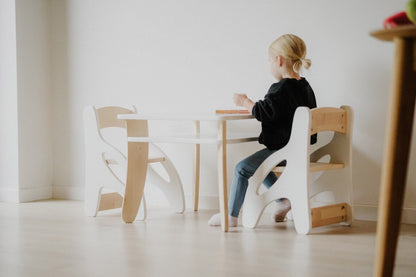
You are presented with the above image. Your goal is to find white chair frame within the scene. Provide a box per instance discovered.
[84,105,185,220]
[242,106,354,234]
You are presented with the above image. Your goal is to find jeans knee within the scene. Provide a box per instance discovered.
[234,160,251,179]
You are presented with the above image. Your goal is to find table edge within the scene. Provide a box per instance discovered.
[118,113,255,121]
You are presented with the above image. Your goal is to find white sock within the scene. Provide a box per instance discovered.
[208,213,238,227]
[271,198,291,222]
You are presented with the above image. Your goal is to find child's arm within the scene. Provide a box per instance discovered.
[233,94,255,114]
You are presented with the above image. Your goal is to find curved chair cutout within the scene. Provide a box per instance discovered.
[84,105,185,221]
[242,106,353,234]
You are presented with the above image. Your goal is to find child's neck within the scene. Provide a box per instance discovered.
[281,66,301,80]
[282,73,301,80]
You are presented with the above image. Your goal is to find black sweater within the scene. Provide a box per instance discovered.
[252,78,317,150]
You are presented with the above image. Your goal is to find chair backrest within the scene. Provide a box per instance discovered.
[309,106,353,165]
[84,105,138,163]
[310,107,348,135]
[95,106,137,130]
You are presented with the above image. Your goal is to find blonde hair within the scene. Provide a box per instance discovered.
[269,34,311,74]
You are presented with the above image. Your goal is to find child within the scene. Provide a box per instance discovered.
[209,34,317,227]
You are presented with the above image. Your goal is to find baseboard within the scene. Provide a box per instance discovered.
[53,185,84,200]
[354,204,416,224]
[401,207,416,224]
[19,185,53,202]
[0,188,19,203]
[184,194,219,210]
[0,186,52,203]
[352,204,378,222]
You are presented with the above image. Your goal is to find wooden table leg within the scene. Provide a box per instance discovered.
[218,120,229,232]
[374,37,416,276]
[122,120,149,223]
[193,120,201,211]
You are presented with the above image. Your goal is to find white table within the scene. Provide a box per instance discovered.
[118,112,257,232]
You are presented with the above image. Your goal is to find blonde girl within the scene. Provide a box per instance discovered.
[209,34,317,227]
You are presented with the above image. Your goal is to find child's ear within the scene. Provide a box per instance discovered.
[276,55,284,67]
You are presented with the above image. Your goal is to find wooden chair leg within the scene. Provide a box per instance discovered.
[193,120,200,211]
[122,119,149,223]
[122,141,149,223]
[217,120,229,232]
[373,37,416,277]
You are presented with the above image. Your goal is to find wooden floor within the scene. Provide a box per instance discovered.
[1,200,415,277]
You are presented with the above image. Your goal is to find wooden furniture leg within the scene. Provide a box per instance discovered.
[217,120,229,232]
[193,120,201,211]
[122,120,149,223]
[374,37,416,276]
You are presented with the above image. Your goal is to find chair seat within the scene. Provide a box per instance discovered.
[272,162,345,176]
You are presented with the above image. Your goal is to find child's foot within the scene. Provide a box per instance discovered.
[271,198,291,222]
[208,213,238,227]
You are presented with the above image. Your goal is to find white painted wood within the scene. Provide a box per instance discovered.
[146,144,185,214]
[83,106,185,221]
[127,134,258,144]
[242,106,354,235]
[121,112,257,231]
[118,112,254,121]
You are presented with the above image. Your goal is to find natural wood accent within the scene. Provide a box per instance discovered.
[311,203,348,228]
[217,120,229,232]
[272,162,345,177]
[98,192,123,211]
[215,109,250,114]
[310,107,347,135]
[193,120,201,211]
[97,106,134,129]
[371,30,416,277]
[370,25,416,42]
[147,157,165,163]
[122,120,149,223]
[105,159,119,165]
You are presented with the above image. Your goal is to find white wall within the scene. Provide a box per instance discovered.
[49,0,416,222]
[0,0,53,202]
[15,0,53,202]
[2,0,414,222]
[0,0,19,202]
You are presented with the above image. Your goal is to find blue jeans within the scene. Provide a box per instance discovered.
[228,148,282,217]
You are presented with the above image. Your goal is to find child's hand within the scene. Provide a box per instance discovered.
[233,93,248,107]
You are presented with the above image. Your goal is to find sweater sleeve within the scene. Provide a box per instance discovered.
[252,97,278,123]
[252,83,285,123]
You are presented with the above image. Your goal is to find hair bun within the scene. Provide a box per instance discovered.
[292,57,311,73]
[300,58,311,70]
[269,34,311,73]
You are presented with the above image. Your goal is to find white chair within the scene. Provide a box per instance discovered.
[242,106,353,234]
[84,105,185,220]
